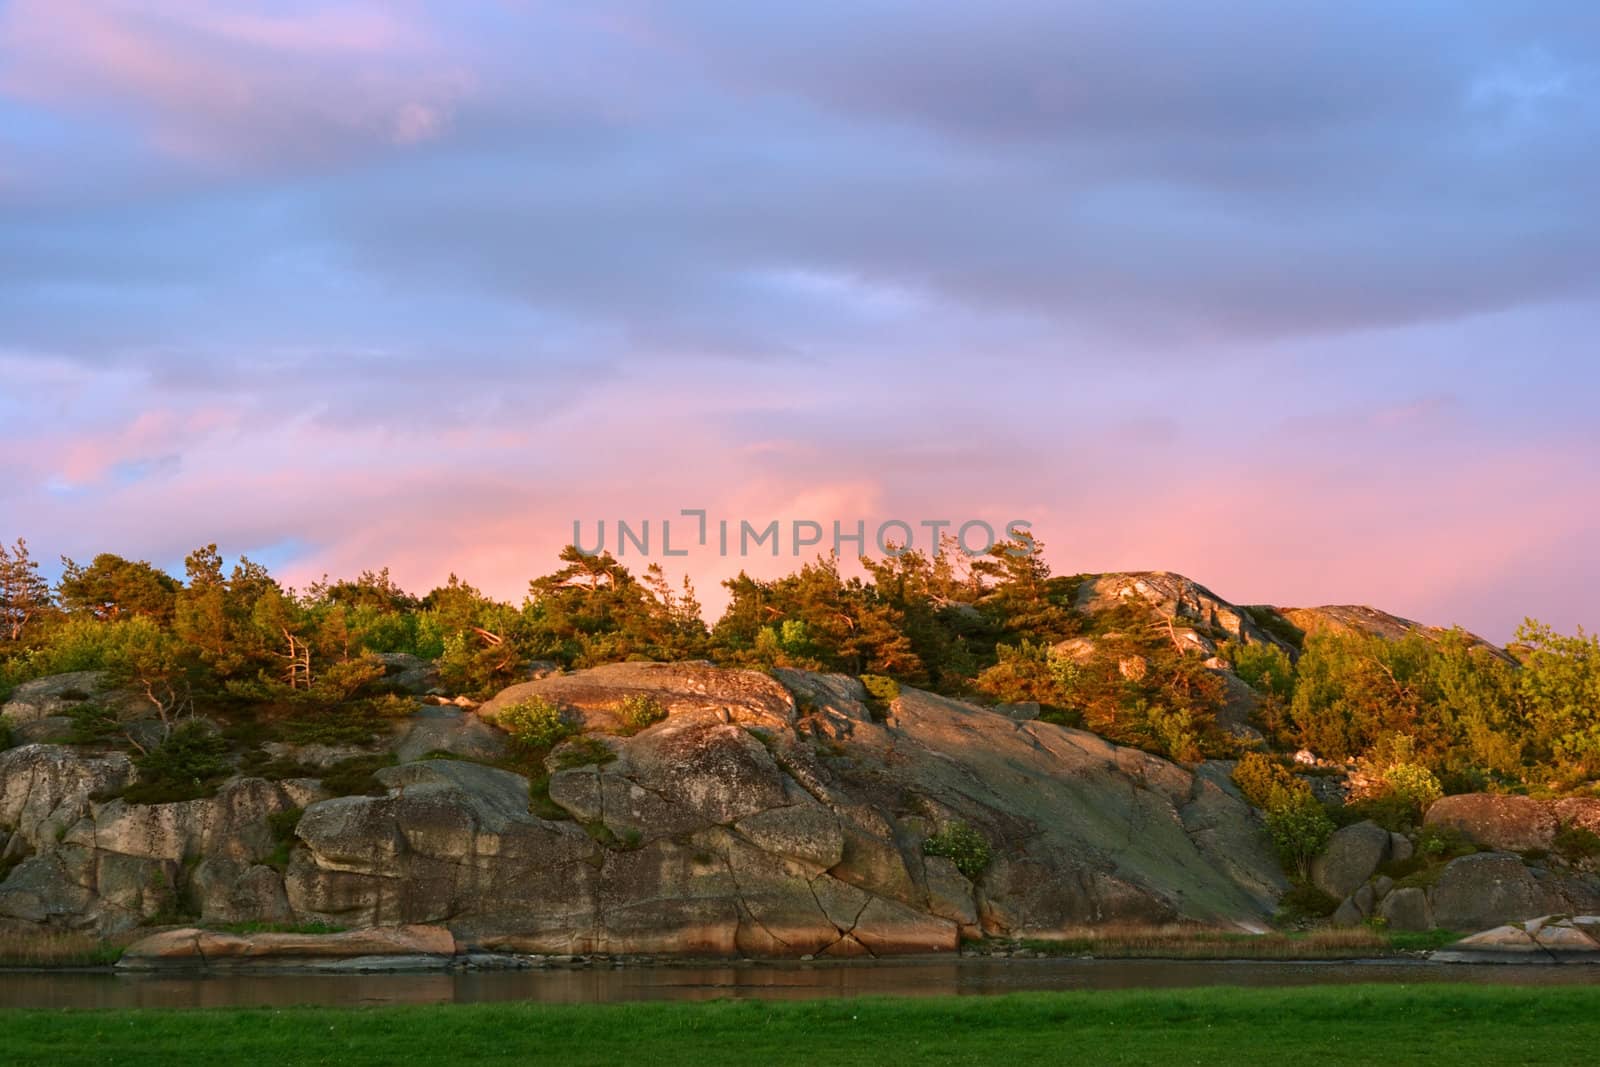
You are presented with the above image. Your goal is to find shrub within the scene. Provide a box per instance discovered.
[1265,793,1335,880]
[1379,762,1444,818]
[860,675,900,720]
[552,736,617,770]
[860,674,900,705]
[264,808,303,871]
[615,694,667,735]
[1554,825,1600,860]
[319,754,395,798]
[1230,642,1296,702]
[1231,752,1334,878]
[1277,882,1340,922]
[1415,823,1477,860]
[280,703,385,747]
[922,821,992,880]
[66,703,121,745]
[1231,752,1297,810]
[122,723,233,804]
[498,697,576,754]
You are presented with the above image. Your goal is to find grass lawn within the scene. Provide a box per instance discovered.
[4,984,1598,1066]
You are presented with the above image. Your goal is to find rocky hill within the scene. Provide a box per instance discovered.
[1,662,1285,955]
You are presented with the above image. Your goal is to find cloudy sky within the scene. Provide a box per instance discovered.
[3,1,1598,640]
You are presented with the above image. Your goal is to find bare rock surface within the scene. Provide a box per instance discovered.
[4,663,1293,954]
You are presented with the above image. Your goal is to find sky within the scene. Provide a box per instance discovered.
[2,1,1599,642]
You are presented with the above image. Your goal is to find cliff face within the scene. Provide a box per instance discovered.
[0,663,1285,955]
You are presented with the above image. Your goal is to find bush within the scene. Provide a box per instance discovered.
[264,808,303,871]
[615,694,667,735]
[498,697,576,754]
[860,675,900,720]
[1231,752,1297,810]
[860,674,900,705]
[66,703,120,745]
[1231,752,1335,879]
[1265,793,1336,880]
[1277,882,1340,922]
[552,736,617,769]
[1554,825,1600,860]
[319,754,395,797]
[281,703,384,746]
[1230,642,1296,702]
[122,722,233,804]
[922,821,992,880]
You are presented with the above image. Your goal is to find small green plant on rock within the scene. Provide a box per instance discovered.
[1554,825,1600,860]
[122,722,233,804]
[1231,752,1334,880]
[498,697,576,754]
[615,694,667,735]
[860,674,900,721]
[264,808,304,871]
[922,821,992,880]
[552,736,617,770]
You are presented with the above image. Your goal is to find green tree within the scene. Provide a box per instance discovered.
[0,538,54,644]
[57,553,180,624]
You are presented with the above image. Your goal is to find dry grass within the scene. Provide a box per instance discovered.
[0,927,127,967]
[1013,922,1428,959]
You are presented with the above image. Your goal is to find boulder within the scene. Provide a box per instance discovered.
[1431,916,1600,964]
[479,661,796,733]
[1425,795,1559,852]
[1311,821,1391,899]
[1429,852,1564,930]
[0,672,111,726]
[1553,798,1600,836]
[192,858,292,924]
[394,707,509,764]
[1379,886,1432,931]
[0,745,133,851]
[73,778,311,864]
[372,653,439,695]
[118,924,456,967]
[1073,573,1291,651]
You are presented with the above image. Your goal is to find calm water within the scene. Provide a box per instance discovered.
[3,959,1599,1010]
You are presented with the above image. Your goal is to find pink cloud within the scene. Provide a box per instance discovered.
[0,0,471,167]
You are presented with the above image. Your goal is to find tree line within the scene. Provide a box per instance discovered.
[2,535,1597,793]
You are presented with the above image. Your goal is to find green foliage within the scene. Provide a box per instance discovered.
[497,697,576,754]
[1233,753,1335,879]
[860,674,900,705]
[122,723,232,804]
[1554,825,1600,860]
[713,556,918,678]
[615,693,667,735]
[318,754,395,797]
[280,703,385,746]
[1230,641,1296,703]
[1415,823,1477,860]
[1265,794,1336,880]
[264,808,303,871]
[0,713,12,750]
[1242,606,1305,653]
[921,821,992,880]
[1349,735,1444,830]
[1231,752,1297,809]
[65,703,120,745]
[551,736,617,769]
[1276,882,1340,921]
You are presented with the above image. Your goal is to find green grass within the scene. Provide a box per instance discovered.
[2,986,1598,1065]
